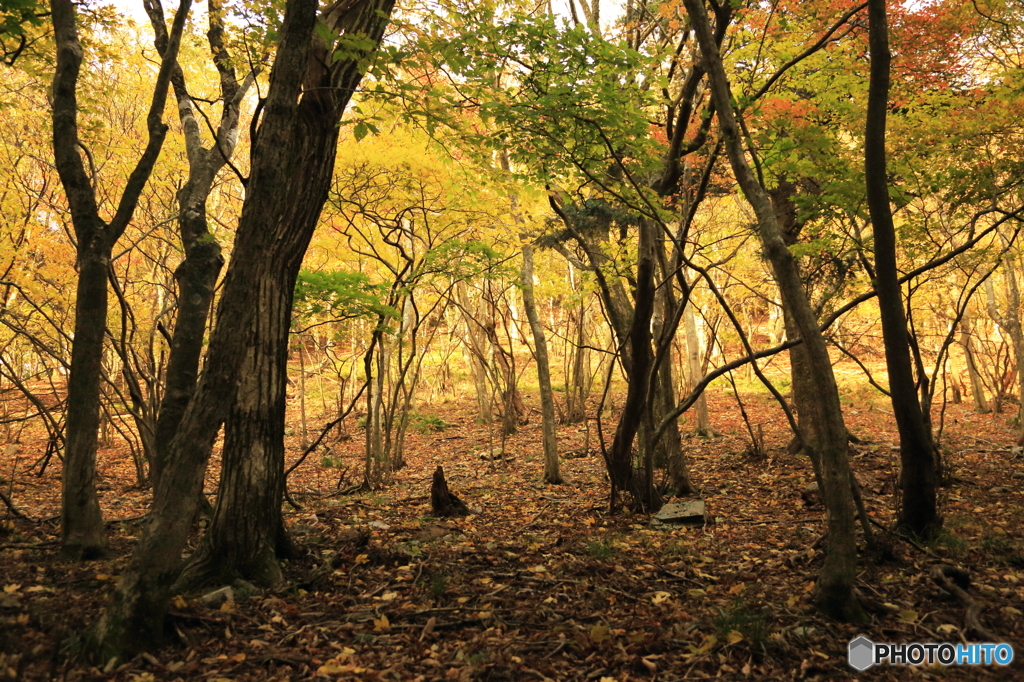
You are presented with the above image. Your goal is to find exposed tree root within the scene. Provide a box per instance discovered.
[929,564,998,641]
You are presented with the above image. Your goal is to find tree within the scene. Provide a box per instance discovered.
[521,242,563,484]
[176,0,398,590]
[50,0,190,560]
[144,0,260,493]
[865,0,940,538]
[94,0,395,651]
[681,0,866,621]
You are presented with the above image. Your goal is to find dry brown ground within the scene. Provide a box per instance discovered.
[1,386,1023,681]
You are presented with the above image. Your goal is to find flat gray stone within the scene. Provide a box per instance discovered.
[650,499,707,529]
[655,499,705,521]
[200,586,234,606]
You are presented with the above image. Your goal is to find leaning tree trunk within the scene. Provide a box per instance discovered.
[521,244,563,484]
[145,0,251,493]
[865,0,939,538]
[50,0,189,560]
[175,273,294,589]
[91,0,395,657]
[177,0,397,590]
[682,0,865,621]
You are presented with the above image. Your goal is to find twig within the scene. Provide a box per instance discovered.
[0,488,29,520]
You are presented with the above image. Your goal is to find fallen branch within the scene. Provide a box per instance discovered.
[0,488,30,520]
[929,564,998,641]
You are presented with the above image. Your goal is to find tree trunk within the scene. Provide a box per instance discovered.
[958,310,990,413]
[682,0,865,621]
[175,274,293,589]
[50,0,189,560]
[146,0,247,492]
[91,0,395,656]
[61,251,109,559]
[683,292,712,436]
[865,0,940,538]
[564,296,590,423]
[606,218,659,510]
[522,244,563,484]
[182,0,396,588]
[985,262,1024,430]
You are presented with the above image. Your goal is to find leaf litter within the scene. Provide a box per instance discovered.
[0,391,1022,680]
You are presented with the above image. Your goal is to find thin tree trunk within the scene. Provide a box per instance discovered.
[145,0,249,495]
[683,292,711,435]
[522,244,563,484]
[606,218,659,510]
[682,0,865,621]
[958,310,990,414]
[865,0,939,538]
[50,0,190,560]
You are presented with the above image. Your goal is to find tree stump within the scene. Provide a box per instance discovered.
[431,466,469,517]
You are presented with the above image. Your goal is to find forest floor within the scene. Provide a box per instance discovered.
[1,386,1023,681]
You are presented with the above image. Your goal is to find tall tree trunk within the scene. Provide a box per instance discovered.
[180,0,396,588]
[175,274,293,589]
[92,0,395,655]
[652,248,696,495]
[865,0,940,538]
[522,244,563,484]
[50,0,190,560]
[564,296,591,423]
[682,0,865,621]
[145,0,250,493]
[606,218,659,510]
[958,310,990,413]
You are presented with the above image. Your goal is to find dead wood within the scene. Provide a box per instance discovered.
[430,466,469,517]
[0,488,29,519]
[929,564,998,641]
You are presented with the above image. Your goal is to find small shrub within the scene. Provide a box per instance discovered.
[713,600,770,651]
[408,412,447,434]
[428,571,448,596]
[585,539,617,560]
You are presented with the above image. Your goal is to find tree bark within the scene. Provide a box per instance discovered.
[958,310,990,414]
[985,262,1024,430]
[521,244,563,484]
[92,0,394,655]
[178,0,397,589]
[145,0,250,492]
[606,218,659,510]
[682,292,712,436]
[682,0,865,621]
[50,0,190,560]
[865,0,940,538]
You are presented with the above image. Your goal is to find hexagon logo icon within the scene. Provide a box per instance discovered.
[848,636,875,671]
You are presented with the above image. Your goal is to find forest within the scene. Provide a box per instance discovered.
[0,0,1023,678]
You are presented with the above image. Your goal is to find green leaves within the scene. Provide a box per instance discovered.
[293,269,397,324]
